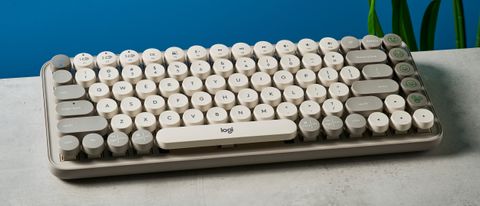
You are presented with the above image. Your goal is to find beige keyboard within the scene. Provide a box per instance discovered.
[41,34,443,179]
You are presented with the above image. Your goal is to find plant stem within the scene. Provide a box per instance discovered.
[453,0,466,48]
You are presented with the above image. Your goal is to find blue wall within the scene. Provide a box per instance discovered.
[0,0,478,78]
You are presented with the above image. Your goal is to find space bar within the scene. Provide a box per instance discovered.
[155,119,298,149]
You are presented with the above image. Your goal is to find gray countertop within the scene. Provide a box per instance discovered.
[1,48,480,206]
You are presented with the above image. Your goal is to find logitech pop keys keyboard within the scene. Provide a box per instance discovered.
[41,34,442,179]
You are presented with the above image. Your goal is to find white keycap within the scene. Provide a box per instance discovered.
[167,93,189,113]
[322,98,344,117]
[260,87,282,107]
[120,96,142,117]
[257,56,278,75]
[323,52,344,70]
[191,91,213,112]
[119,49,141,66]
[111,114,134,134]
[96,51,118,68]
[306,84,327,103]
[368,112,390,134]
[182,109,205,126]
[121,65,143,84]
[142,48,163,65]
[301,53,323,72]
[73,53,95,69]
[253,104,275,120]
[318,67,338,87]
[275,40,297,57]
[144,63,166,83]
[283,85,305,106]
[159,78,180,97]
[228,73,249,93]
[253,41,275,57]
[230,105,252,122]
[273,70,294,90]
[187,45,209,62]
[214,90,236,110]
[164,46,186,64]
[235,57,257,76]
[135,112,157,132]
[205,75,227,94]
[159,111,181,128]
[299,100,321,119]
[206,107,229,124]
[238,88,259,109]
[251,72,272,92]
[319,37,340,54]
[88,82,110,102]
[339,66,361,85]
[412,109,434,130]
[297,38,319,56]
[135,79,157,99]
[231,42,253,59]
[167,61,189,81]
[98,66,120,86]
[384,94,406,113]
[212,58,234,78]
[182,76,204,96]
[328,82,350,102]
[390,110,412,132]
[295,69,316,88]
[75,68,96,88]
[280,54,301,73]
[276,102,298,121]
[190,60,211,80]
[144,95,166,115]
[112,81,134,101]
[96,98,118,119]
[209,44,231,61]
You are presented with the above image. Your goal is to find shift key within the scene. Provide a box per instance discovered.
[57,116,108,135]
[351,79,399,99]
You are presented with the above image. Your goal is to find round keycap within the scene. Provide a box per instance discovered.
[131,130,154,154]
[390,111,412,132]
[401,77,422,94]
[367,112,389,134]
[322,115,344,139]
[107,132,130,155]
[361,35,382,49]
[53,70,72,85]
[59,135,80,160]
[51,54,72,70]
[413,109,435,130]
[345,113,367,137]
[82,133,105,157]
[389,48,409,64]
[407,92,428,110]
[394,62,415,78]
[299,117,321,142]
[383,33,403,50]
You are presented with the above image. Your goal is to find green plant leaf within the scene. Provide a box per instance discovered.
[368,0,384,37]
[453,0,466,48]
[476,16,480,47]
[420,0,441,51]
[392,0,418,51]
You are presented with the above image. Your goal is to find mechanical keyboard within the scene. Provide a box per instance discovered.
[41,34,443,179]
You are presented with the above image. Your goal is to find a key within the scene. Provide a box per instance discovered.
[351,79,399,99]
[228,73,249,93]
[230,105,252,122]
[183,109,205,126]
[205,75,227,95]
[299,100,321,119]
[231,42,253,59]
[301,53,322,72]
[57,116,108,135]
[182,76,204,96]
[96,98,118,119]
[75,68,96,88]
[98,66,120,86]
[260,87,282,107]
[209,44,231,61]
[238,88,259,109]
[96,51,118,68]
[253,41,275,57]
[318,67,338,87]
[214,90,236,110]
[191,91,213,112]
[319,37,340,54]
[253,104,275,120]
[406,92,428,110]
[206,107,229,124]
[119,49,141,66]
[345,96,383,117]
[131,129,154,155]
[212,58,234,78]
[53,70,73,85]
[73,53,95,69]
[322,98,344,117]
[394,62,415,79]
[134,112,157,132]
[167,62,189,81]
[383,33,403,50]
[167,93,189,114]
[340,36,360,53]
[164,47,186,63]
[297,38,319,56]
[345,49,387,68]
[56,100,94,117]
[82,133,105,158]
[111,114,134,134]
[120,97,142,117]
[121,65,143,84]
[159,111,181,128]
[295,69,317,88]
[412,109,435,130]
[257,56,278,75]
[275,40,297,57]
[362,64,393,80]
[58,135,80,160]
[107,132,130,157]
[384,94,406,113]
[400,77,422,94]
[159,78,180,98]
[135,79,157,99]
[299,117,321,142]
[390,110,412,133]
[144,63,166,83]
[273,70,294,90]
[367,112,389,135]
[322,115,344,139]
[142,48,163,65]
[50,54,72,71]
[283,85,305,106]
[389,48,409,64]
[112,81,134,101]
[280,54,301,73]
[251,72,272,92]
[276,102,298,121]
[361,35,382,49]
[339,66,360,85]
[144,95,166,115]
[345,113,367,138]
[190,60,211,80]
[88,82,110,102]
[328,82,350,102]
[54,84,85,101]
[235,57,257,76]
[306,84,327,103]
[323,52,344,70]
[187,45,209,62]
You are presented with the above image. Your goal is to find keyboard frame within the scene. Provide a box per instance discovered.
[41,43,443,179]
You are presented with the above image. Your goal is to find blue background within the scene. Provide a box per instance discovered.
[0,0,478,78]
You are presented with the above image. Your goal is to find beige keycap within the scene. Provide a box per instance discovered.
[120,96,142,117]
[297,38,319,56]
[111,114,134,134]
[182,76,204,96]
[107,132,130,156]
[412,109,434,130]
[59,135,80,160]
[345,113,367,137]
[82,133,105,158]
[323,52,344,70]
[275,40,297,57]
[322,115,344,139]
[322,98,344,117]
[212,58,234,78]
[159,111,181,128]
[159,78,180,97]
[276,102,298,121]
[283,85,304,106]
[230,105,252,122]
[361,35,383,49]
[280,54,301,74]
[301,53,322,72]
[306,84,327,103]
[253,104,276,120]
[318,67,338,87]
[88,82,110,102]
[209,44,231,61]
[384,94,406,113]
[191,91,213,112]
[238,88,259,109]
[206,107,229,124]
[134,112,157,132]
[367,112,389,134]
[144,95,166,115]
[340,36,360,53]
[214,90,236,110]
[96,98,118,119]
[235,57,257,76]
[231,42,253,59]
[273,70,294,90]
[164,46,186,64]
[299,100,321,119]
[190,60,211,80]
[339,66,361,86]
[298,117,321,142]
[167,93,189,113]
[131,129,154,155]
[112,81,134,101]
[251,72,272,92]
[121,65,143,84]
[260,87,282,107]
[257,56,278,75]
[205,75,227,94]
[295,69,316,88]
[390,110,412,133]
[50,54,70,71]
[98,66,120,86]
[142,48,163,65]
[167,62,189,81]
[96,51,118,68]
[228,73,249,93]
[75,68,96,88]
[119,49,141,66]
[135,79,157,100]
[144,63,166,83]
[53,70,73,85]
[328,82,350,102]
[187,45,209,62]
[319,37,340,54]
[182,109,205,126]
[351,79,399,99]
[57,116,108,135]
[73,52,95,69]
[253,41,275,57]
[56,100,93,117]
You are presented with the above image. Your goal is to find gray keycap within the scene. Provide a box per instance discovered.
[52,70,72,85]
[107,132,130,155]
[407,92,428,110]
[340,36,360,53]
[383,33,403,50]
[345,96,383,117]
[388,47,409,64]
[361,35,382,49]
[345,113,367,137]
[351,79,399,99]
[345,49,387,68]
[362,64,393,79]
[55,100,94,117]
[54,84,85,101]
[132,129,154,154]
[299,117,321,142]
[394,62,415,78]
[50,54,71,71]
[322,115,344,139]
[57,116,108,135]
[82,133,105,158]
[58,135,80,160]
[400,77,422,94]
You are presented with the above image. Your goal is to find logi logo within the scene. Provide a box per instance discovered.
[220,127,234,134]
